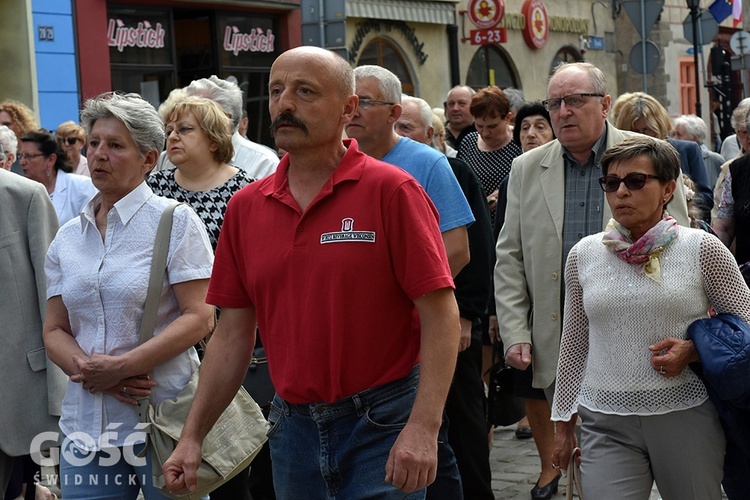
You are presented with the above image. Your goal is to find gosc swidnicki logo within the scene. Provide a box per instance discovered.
[29,423,149,467]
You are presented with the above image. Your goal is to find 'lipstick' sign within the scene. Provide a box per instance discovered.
[107,19,166,52]
[223,26,275,55]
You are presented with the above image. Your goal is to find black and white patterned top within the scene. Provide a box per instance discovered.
[457,132,523,198]
[148,169,253,250]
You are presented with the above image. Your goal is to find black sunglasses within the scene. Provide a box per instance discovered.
[598,173,660,193]
[61,137,79,145]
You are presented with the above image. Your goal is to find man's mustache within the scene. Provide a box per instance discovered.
[270,113,309,137]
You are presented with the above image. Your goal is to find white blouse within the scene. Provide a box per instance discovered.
[45,182,214,451]
[552,227,750,421]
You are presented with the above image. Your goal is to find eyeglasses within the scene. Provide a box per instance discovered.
[19,153,46,161]
[598,173,661,193]
[358,98,395,110]
[61,137,79,145]
[165,126,194,137]
[542,93,604,112]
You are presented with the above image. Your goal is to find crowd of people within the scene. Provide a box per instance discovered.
[1,47,749,500]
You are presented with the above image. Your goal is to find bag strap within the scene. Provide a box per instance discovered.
[137,202,180,347]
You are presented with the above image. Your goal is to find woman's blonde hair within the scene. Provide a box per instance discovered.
[163,96,234,164]
[613,92,671,139]
[55,121,86,142]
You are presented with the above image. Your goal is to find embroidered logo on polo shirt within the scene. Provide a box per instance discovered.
[320,218,376,244]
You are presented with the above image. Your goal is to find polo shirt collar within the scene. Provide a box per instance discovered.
[261,138,365,200]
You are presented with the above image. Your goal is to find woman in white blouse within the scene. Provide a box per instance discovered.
[19,129,97,226]
[551,136,750,499]
[43,93,215,499]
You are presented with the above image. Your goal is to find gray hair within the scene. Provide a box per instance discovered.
[731,97,750,131]
[503,87,526,114]
[673,115,707,145]
[446,85,476,100]
[0,125,18,157]
[81,92,165,157]
[401,95,434,130]
[353,66,402,104]
[185,76,243,131]
[549,62,608,97]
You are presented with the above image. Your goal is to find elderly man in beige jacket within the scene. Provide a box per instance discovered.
[494,62,689,403]
[0,168,65,494]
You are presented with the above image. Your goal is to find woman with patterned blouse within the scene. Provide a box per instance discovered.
[457,86,522,226]
[148,95,254,500]
[148,96,253,250]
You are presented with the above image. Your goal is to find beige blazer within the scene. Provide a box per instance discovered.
[0,169,66,456]
[495,125,690,389]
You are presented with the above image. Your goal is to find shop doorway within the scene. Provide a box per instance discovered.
[466,45,520,90]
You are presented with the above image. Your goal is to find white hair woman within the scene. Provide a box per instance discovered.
[43,92,215,499]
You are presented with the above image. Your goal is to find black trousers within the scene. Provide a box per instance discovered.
[444,328,494,500]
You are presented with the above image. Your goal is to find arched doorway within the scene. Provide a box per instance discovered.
[358,38,415,95]
[550,46,584,74]
[466,45,520,90]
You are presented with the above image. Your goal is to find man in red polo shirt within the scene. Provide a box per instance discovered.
[163,46,461,499]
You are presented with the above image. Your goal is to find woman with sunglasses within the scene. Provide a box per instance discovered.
[56,121,89,176]
[550,136,750,499]
[20,129,97,226]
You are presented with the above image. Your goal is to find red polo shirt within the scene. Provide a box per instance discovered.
[207,139,453,404]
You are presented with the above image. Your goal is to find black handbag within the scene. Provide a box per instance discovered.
[486,341,526,426]
[242,346,276,410]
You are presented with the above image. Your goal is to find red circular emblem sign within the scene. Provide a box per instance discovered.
[522,0,549,50]
[468,0,505,30]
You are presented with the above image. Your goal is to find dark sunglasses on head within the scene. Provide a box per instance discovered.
[598,173,660,193]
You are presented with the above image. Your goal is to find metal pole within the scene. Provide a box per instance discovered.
[641,0,647,91]
[691,7,702,117]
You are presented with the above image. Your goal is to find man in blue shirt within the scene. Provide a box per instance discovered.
[345,66,474,278]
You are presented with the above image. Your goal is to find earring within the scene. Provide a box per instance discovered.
[46,170,50,177]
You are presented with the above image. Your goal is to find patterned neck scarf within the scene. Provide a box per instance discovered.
[601,214,679,283]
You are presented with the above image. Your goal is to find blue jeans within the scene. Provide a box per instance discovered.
[267,366,432,499]
[59,440,168,500]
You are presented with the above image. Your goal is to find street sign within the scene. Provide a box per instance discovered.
[731,54,750,71]
[630,40,660,74]
[470,28,507,45]
[467,0,505,30]
[621,0,664,38]
[730,30,750,55]
[588,36,605,50]
[683,13,719,45]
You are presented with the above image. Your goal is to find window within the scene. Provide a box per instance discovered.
[358,38,415,94]
[550,47,583,75]
[466,46,519,89]
[679,57,697,116]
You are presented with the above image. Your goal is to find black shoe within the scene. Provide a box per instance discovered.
[530,475,560,500]
[515,425,533,439]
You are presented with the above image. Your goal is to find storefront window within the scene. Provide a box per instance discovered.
[108,8,173,66]
[466,46,519,90]
[224,71,274,149]
[218,14,279,70]
[358,38,415,95]
[108,7,175,108]
[175,11,215,87]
